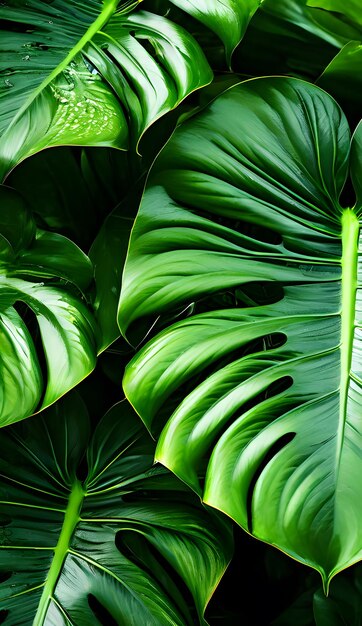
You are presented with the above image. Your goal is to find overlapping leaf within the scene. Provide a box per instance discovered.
[0,185,97,426]
[0,393,232,625]
[120,77,362,587]
[235,0,361,80]
[0,0,260,179]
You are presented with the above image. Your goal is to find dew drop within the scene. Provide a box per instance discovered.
[4,79,13,88]
[22,55,30,61]
[22,43,32,48]
[48,20,53,24]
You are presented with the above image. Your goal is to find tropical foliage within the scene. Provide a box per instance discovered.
[1,0,362,624]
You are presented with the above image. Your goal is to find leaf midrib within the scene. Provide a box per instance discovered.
[336,208,359,470]
[33,480,84,624]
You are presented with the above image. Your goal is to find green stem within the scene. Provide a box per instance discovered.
[33,481,84,625]
[337,209,359,464]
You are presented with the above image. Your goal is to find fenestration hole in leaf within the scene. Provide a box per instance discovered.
[196,209,282,245]
[87,595,118,626]
[149,332,288,438]
[265,375,293,399]
[0,572,11,584]
[246,432,296,533]
[193,282,285,315]
[0,610,8,624]
[12,301,48,409]
[198,374,293,492]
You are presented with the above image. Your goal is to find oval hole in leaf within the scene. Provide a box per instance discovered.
[265,375,294,400]
[13,301,48,409]
[197,209,283,245]
[88,594,118,626]
[150,331,288,437]
[0,572,11,584]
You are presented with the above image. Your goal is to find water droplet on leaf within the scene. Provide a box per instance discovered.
[22,55,30,61]
[4,79,13,88]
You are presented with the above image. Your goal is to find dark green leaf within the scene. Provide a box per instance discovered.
[307,0,362,28]
[234,0,361,81]
[90,203,137,351]
[0,394,232,625]
[317,42,362,127]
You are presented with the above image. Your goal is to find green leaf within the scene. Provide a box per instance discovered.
[0,0,258,179]
[0,186,98,426]
[262,0,361,44]
[169,0,263,64]
[317,42,362,126]
[234,0,361,81]
[0,393,232,625]
[90,203,136,350]
[307,0,362,28]
[120,77,362,588]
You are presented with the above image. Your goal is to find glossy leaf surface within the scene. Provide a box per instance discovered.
[307,0,362,28]
[317,42,362,126]
[120,77,362,587]
[90,203,136,350]
[0,0,258,179]
[169,0,263,64]
[0,394,232,625]
[234,0,361,82]
[0,186,97,426]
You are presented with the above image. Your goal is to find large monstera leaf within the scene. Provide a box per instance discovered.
[0,393,232,625]
[0,186,97,426]
[0,0,260,180]
[120,77,362,588]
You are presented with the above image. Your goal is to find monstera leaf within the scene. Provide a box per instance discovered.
[0,185,97,427]
[0,0,260,180]
[120,77,362,588]
[0,392,232,624]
